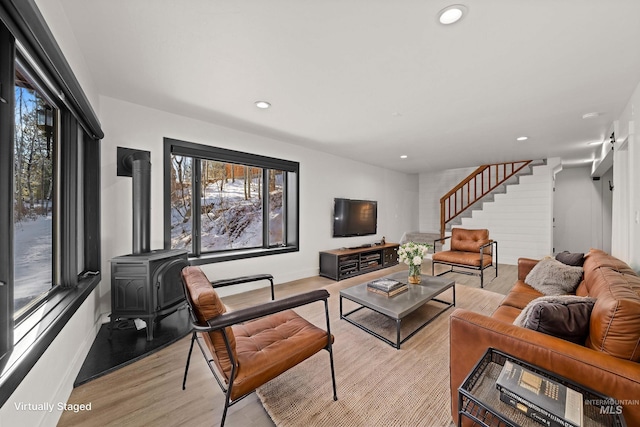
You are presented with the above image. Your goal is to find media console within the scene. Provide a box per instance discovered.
[319,243,400,281]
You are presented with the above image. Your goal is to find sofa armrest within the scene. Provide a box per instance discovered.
[517,257,539,281]
[450,308,640,426]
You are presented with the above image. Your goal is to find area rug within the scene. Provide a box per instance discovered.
[256,282,504,427]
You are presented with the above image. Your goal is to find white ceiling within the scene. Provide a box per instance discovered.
[58,0,640,173]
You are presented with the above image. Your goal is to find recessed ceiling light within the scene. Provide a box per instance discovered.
[400,155,408,159]
[516,136,528,141]
[438,5,467,25]
[255,101,271,109]
[582,112,601,119]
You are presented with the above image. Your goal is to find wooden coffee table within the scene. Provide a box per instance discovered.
[339,271,455,349]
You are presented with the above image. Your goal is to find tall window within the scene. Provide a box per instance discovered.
[0,5,103,406]
[164,138,298,262]
[13,66,56,316]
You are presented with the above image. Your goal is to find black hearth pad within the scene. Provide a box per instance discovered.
[74,306,191,387]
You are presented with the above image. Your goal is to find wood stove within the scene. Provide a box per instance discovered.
[110,249,187,341]
[110,147,189,341]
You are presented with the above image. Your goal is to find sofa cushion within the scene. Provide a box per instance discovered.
[586,269,640,361]
[491,305,523,324]
[525,257,583,295]
[449,228,491,254]
[181,266,237,379]
[431,250,493,267]
[513,295,596,344]
[500,281,544,310]
[555,251,585,267]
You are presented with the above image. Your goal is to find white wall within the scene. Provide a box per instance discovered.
[418,166,476,233]
[34,0,100,114]
[611,80,640,271]
[99,95,419,305]
[553,166,613,254]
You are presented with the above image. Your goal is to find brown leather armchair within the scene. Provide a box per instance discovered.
[431,228,498,288]
[180,266,337,426]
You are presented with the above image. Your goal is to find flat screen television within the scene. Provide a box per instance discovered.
[333,198,377,237]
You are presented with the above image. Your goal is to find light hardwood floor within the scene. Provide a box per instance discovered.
[57,261,516,427]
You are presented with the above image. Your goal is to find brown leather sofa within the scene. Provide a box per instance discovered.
[450,249,640,426]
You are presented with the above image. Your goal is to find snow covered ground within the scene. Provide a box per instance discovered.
[14,214,52,311]
[171,177,282,252]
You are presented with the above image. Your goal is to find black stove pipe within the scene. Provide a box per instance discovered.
[122,151,151,254]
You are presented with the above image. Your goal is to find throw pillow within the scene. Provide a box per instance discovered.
[556,251,585,267]
[513,295,596,344]
[525,257,583,295]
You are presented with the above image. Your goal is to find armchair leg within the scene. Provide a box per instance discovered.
[495,241,499,279]
[325,300,338,401]
[221,391,232,427]
[182,332,197,390]
[326,344,338,401]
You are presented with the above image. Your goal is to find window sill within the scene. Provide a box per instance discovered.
[188,246,298,266]
[0,274,101,407]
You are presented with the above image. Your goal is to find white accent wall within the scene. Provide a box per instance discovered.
[610,79,640,271]
[554,166,613,255]
[457,163,555,265]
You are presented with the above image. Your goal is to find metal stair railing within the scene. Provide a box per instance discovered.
[439,161,532,237]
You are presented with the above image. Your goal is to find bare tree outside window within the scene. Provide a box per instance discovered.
[13,71,55,314]
[170,155,192,251]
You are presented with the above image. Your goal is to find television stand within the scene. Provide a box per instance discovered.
[319,243,400,281]
[348,243,374,249]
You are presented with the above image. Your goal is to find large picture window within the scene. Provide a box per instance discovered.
[164,138,299,263]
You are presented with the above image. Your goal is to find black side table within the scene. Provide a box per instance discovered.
[458,348,627,427]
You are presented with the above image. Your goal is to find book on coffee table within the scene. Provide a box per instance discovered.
[367,278,405,292]
[367,285,408,297]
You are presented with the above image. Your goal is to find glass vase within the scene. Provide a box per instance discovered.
[408,264,421,284]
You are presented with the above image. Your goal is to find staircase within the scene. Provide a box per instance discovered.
[440,161,539,235]
[440,160,553,265]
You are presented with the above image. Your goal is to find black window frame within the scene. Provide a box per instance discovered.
[0,0,103,407]
[163,137,299,264]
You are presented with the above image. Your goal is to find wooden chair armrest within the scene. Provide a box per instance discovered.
[205,289,330,330]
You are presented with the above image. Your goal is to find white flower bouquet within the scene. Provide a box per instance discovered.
[398,241,432,267]
[398,242,432,283]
